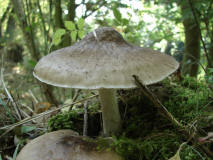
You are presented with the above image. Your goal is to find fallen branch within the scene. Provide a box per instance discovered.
[132,75,183,129]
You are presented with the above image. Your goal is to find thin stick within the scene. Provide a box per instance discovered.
[132,75,183,129]
[28,89,38,103]
[83,101,88,136]
[0,94,98,130]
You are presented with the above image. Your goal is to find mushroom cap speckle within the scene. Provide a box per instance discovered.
[16,130,123,160]
[34,27,179,89]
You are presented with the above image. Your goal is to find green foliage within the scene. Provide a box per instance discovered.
[70,30,77,42]
[52,18,85,45]
[180,145,205,160]
[48,110,83,133]
[205,68,213,86]
[52,28,66,45]
[64,18,85,42]
[110,133,183,160]
[77,18,85,30]
[65,21,76,31]
[21,125,36,134]
[113,8,122,22]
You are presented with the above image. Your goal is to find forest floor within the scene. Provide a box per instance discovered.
[0,61,213,160]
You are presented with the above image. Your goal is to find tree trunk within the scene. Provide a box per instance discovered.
[208,30,213,68]
[11,0,39,61]
[180,1,201,77]
[6,9,16,41]
[11,0,58,106]
[67,0,76,21]
[54,0,64,29]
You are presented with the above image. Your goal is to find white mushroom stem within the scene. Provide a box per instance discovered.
[98,88,121,136]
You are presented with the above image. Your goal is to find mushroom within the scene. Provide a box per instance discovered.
[16,130,123,160]
[33,27,179,136]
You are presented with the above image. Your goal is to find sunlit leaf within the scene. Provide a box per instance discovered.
[65,21,76,31]
[71,31,77,42]
[169,143,186,160]
[21,125,36,134]
[122,18,129,25]
[168,152,181,160]
[77,18,84,30]
[78,30,85,39]
[52,28,66,45]
[113,8,122,21]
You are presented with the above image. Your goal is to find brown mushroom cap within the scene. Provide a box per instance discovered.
[33,27,179,89]
[16,130,123,160]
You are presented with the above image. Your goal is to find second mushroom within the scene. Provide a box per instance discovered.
[33,27,179,136]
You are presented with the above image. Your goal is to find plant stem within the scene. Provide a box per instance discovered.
[98,89,121,136]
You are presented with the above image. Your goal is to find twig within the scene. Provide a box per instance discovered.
[68,89,81,111]
[83,101,88,136]
[0,94,98,131]
[19,103,34,113]
[28,89,38,103]
[72,89,81,102]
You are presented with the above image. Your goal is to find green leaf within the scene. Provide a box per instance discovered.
[71,31,77,42]
[208,68,213,73]
[77,18,84,30]
[64,21,76,31]
[113,8,122,21]
[28,59,37,67]
[21,125,36,134]
[52,28,66,45]
[78,30,85,39]
[0,153,2,160]
[122,18,129,25]
[13,143,20,160]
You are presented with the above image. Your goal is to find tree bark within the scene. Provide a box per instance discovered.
[67,0,76,21]
[54,0,64,29]
[208,30,213,68]
[180,1,201,77]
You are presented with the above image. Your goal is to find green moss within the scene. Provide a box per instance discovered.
[163,76,212,122]
[48,110,83,133]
